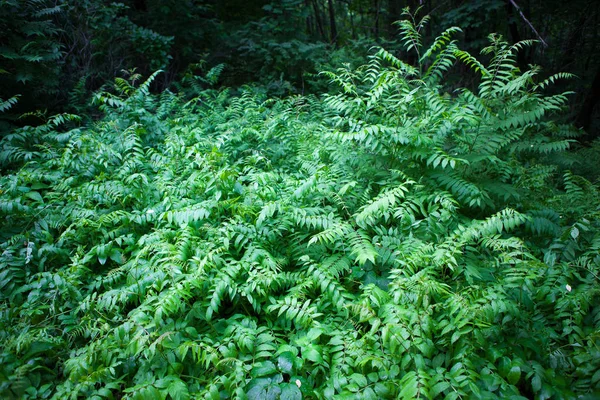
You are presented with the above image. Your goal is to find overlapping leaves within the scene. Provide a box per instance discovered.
[1,12,599,400]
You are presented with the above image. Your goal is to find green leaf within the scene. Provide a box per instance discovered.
[167,378,189,400]
[24,341,55,358]
[398,372,418,399]
[350,373,367,388]
[498,357,511,377]
[109,249,123,263]
[570,227,579,239]
[277,352,295,374]
[280,383,302,400]
[507,366,521,385]
[363,387,377,399]
[246,378,282,400]
[252,361,278,377]
[24,191,43,203]
[374,382,390,396]
[302,345,322,363]
[431,381,450,397]
[132,386,162,400]
[30,182,50,190]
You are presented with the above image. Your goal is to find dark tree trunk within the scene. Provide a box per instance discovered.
[328,0,338,46]
[374,0,380,39]
[576,65,600,140]
[560,14,587,70]
[305,0,313,36]
[387,0,401,39]
[311,0,326,41]
[349,5,356,39]
[504,0,527,69]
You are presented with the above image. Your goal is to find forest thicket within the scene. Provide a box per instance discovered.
[1,1,599,399]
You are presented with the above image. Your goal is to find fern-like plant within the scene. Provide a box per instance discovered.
[0,9,598,400]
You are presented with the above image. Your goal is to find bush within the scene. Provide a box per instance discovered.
[1,13,598,399]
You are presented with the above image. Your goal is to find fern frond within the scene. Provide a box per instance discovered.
[0,95,20,112]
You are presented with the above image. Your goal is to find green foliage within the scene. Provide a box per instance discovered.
[0,0,63,87]
[0,0,174,124]
[1,12,599,400]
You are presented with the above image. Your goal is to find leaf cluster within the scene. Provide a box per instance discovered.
[1,13,599,400]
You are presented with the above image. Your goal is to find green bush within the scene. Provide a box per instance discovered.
[1,12,599,399]
[0,0,173,126]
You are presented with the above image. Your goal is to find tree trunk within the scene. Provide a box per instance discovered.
[560,14,587,70]
[374,0,380,39]
[311,0,326,41]
[328,0,338,46]
[349,5,356,39]
[305,0,313,36]
[576,65,600,140]
[504,0,527,69]
[387,0,401,39]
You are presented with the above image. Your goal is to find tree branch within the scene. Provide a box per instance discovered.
[508,0,548,47]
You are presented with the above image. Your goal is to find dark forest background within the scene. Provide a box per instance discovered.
[1,0,598,138]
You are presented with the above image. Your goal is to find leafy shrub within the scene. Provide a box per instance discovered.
[0,0,174,125]
[1,11,599,399]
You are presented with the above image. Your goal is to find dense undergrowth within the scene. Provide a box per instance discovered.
[1,15,600,400]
